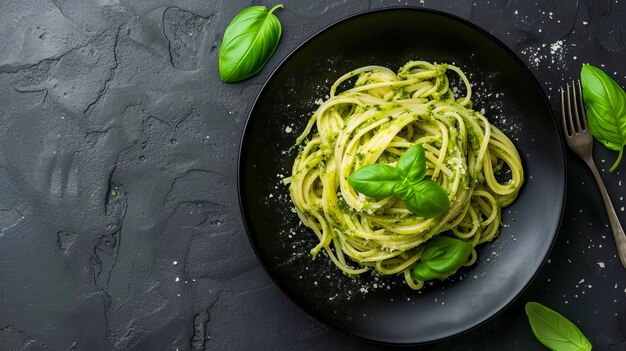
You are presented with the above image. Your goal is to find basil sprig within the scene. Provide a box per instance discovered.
[348,144,450,218]
[525,302,592,351]
[412,236,472,281]
[219,5,283,83]
[581,64,626,172]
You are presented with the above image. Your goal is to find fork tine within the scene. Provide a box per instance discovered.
[571,81,583,133]
[565,83,575,134]
[577,80,588,131]
[561,85,570,135]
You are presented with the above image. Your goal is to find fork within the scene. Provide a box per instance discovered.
[561,80,626,269]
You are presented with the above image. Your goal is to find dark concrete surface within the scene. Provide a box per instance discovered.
[0,0,625,350]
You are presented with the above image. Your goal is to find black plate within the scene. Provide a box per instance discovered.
[238,8,566,344]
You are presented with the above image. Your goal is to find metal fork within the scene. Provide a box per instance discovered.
[561,80,626,269]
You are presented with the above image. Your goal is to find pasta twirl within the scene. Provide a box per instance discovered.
[286,61,524,290]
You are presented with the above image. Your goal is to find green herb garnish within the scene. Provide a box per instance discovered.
[348,144,450,218]
[580,64,626,172]
[525,302,592,351]
[412,236,472,281]
[219,5,283,82]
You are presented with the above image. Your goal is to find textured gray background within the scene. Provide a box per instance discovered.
[0,0,625,350]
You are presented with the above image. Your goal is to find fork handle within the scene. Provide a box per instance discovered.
[585,159,626,269]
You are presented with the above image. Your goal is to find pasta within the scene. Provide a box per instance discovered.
[285,61,524,290]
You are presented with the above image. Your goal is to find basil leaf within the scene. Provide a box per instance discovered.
[404,180,450,218]
[348,164,403,198]
[525,302,592,351]
[412,236,472,281]
[347,143,448,217]
[396,144,426,183]
[219,5,283,83]
[581,64,626,171]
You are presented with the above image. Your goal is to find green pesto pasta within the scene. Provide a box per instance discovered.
[286,61,524,290]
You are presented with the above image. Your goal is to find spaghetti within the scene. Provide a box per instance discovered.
[286,61,523,290]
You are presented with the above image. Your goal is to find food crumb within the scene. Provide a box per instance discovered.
[173,261,178,265]
[598,262,605,268]
[285,126,293,133]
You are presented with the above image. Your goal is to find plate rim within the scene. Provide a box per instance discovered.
[237,6,567,345]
